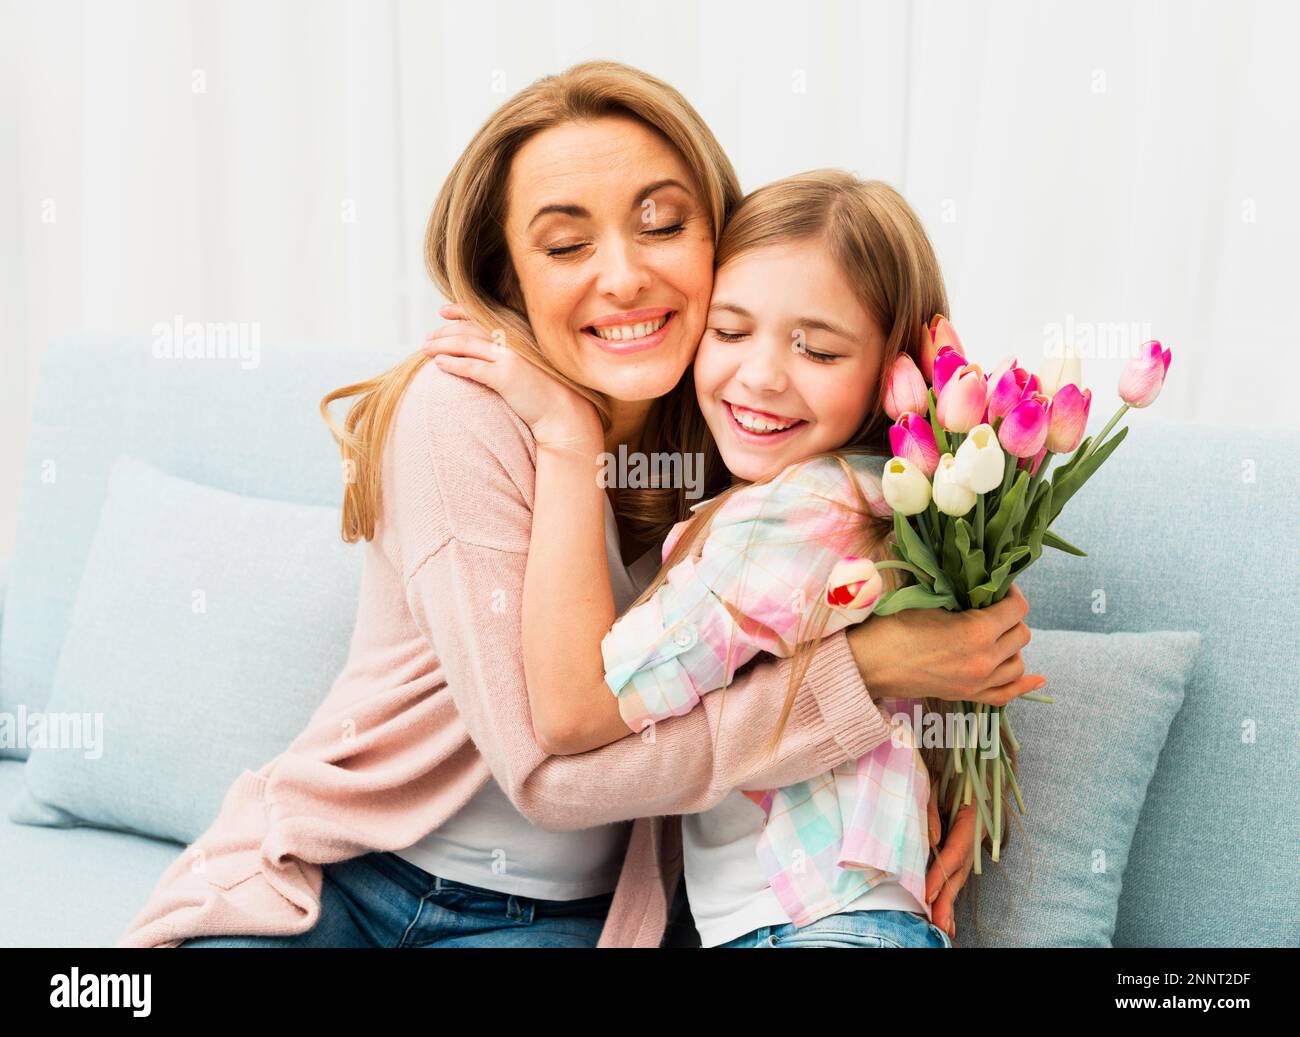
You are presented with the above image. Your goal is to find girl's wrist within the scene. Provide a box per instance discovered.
[533,403,603,455]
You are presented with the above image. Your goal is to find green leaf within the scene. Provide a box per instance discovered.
[1026,483,1053,556]
[1042,529,1087,556]
[968,544,1032,608]
[1052,435,1092,484]
[956,518,987,593]
[941,513,961,580]
[985,469,1029,563]
[895,511,941,583]
[994,546,1032,594]
[872,584,959,615]
[1050,426,1128,523]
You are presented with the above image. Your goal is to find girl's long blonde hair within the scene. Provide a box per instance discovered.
[628,170,1022,879]
[320,60,741,547]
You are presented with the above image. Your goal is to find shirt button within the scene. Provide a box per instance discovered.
[672,625,697,649]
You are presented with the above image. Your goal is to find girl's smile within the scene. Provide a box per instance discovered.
[722,399,810,442]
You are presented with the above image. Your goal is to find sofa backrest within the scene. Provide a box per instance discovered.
[1013,420,1298,946]
[0,334,406,754]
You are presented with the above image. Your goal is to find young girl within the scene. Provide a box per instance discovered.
[430,170,971,948]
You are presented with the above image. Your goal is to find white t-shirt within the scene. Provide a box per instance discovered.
[683,792,928,947]
[393,494,660,901]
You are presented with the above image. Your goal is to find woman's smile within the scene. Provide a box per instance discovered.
[580,308,677,355]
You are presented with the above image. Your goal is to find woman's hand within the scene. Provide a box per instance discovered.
[422,303,601,448]
[846,583,1045,705]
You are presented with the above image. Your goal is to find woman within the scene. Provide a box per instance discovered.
[119,60,1039,949]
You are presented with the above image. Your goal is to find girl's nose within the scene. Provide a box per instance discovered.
[736,338,791,395]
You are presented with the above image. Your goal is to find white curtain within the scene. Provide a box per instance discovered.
[2,0,1296,554]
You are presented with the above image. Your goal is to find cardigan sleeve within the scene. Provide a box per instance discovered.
[602,456,885,732]
[387,363,894,832]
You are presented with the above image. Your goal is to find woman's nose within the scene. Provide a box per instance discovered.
[595,235,653,301]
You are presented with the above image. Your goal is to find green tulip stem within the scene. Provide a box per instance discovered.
[975,493,985,551]
[938,741,956,804]
[993,755,1004,862]
[1002,749,1026,814]
[1001,709,1021,752]
[874,559,930,582]
[916,514,936,556]
[996,453,1016,510]
[1085,404,1130,462]
[964,745,996,837]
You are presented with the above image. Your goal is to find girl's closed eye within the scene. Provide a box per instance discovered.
[710,325,841,363]
[792,342,841,364]
[709,327,748,342]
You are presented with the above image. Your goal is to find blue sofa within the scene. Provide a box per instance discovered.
[0,335,1295,947]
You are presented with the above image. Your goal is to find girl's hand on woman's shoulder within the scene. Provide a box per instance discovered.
[421,303,602,450]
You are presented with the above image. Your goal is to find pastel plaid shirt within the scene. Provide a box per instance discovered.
[601,452,933,927]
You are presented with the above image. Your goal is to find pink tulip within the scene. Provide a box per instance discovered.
[936,363,988,433]
[986,363,1042,424]
[889,412,940,477]
[985,355,1018,396]
[920,315,964,384]
[1119,340,1172,407]
[998,390,1051,458]
[932,346,967,399]
[1045,383,1092,453]
[883,354,929,420]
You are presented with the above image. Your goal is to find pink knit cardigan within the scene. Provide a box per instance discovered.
[117,361,893,949]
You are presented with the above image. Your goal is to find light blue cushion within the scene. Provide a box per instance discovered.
[1011,421,1299,947]
[8,455,362,844]
[0,759,183,947]
[954,627,1201,947]
[0,335,404,759]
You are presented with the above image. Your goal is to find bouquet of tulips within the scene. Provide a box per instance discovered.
[844,316,1172,872]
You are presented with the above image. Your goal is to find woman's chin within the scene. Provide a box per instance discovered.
[585,357,693,406]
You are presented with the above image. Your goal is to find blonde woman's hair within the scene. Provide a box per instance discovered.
[627,170,1022,886]
[320,60,741,545]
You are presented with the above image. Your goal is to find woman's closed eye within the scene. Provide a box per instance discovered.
[543,222,686,258]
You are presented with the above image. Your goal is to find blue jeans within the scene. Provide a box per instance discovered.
[717,909,954,949]
[180,851,613,948]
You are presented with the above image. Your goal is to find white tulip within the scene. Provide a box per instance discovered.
[933,453,977,516]
[951,423,1004,494]
[1039,346,1082,397]
[881,456,932,516]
